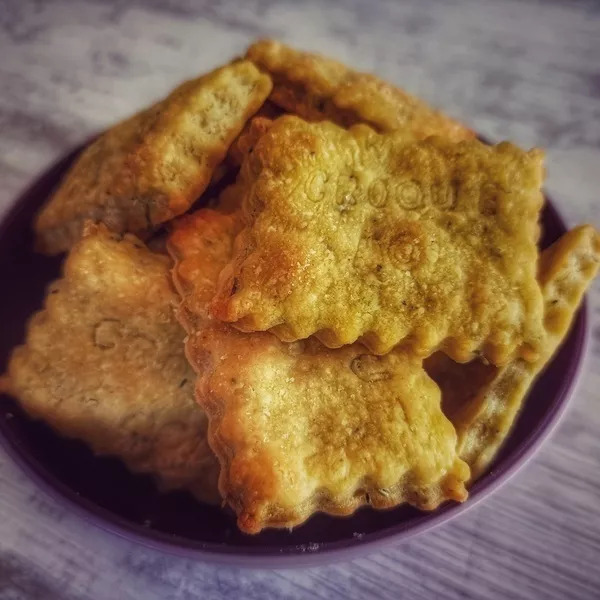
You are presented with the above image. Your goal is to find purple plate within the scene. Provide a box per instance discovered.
[0,144,588,567]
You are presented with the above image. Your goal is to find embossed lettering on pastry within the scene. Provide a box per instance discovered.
[426,225,600,479]
[211,116,546,365]
[1,223,219,503]
[246,39,473,141]
[169,209,469,534]
[34,61,272,254]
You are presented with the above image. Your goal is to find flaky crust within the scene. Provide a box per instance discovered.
[34,61,272,254]
[246,39,474,141]
[2,223,219,503]
[426,225,600,479]
[168,209,469,534]
[226,115,275,170]
[212,116,546,364]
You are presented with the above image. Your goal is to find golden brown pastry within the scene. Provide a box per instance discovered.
[426,225,600,479]
[34,61,272,254]
[168,209,469,534]
[246,39,473,141]
[226,115,275,169]
[211,116,546,365]
[1,223,219,503]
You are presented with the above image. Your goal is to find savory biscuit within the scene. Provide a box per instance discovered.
[168,209,469,534]
[226,115,275,169]
[212,116,546,365]
[209,101,281,188]
[246,39,473,141]
[35,61,272,254]
[1,223,219,503]
[207,118,275,214]
[426,225,600,479]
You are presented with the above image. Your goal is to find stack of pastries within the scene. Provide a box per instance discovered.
[2,41,598,534]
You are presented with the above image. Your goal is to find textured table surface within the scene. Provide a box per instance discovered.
[1,0,599,598]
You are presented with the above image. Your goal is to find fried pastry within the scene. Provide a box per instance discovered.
[207,118,275,214]
[211,116,546,365]
[168,209,469,534]
[246,39,473,141]
[226,115,275,169]
[34,61,272,254]
[209,102,281,188]
[1,223,219,503]
[426,225,600,478]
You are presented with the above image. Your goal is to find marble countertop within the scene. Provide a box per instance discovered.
[1,0,599,598]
